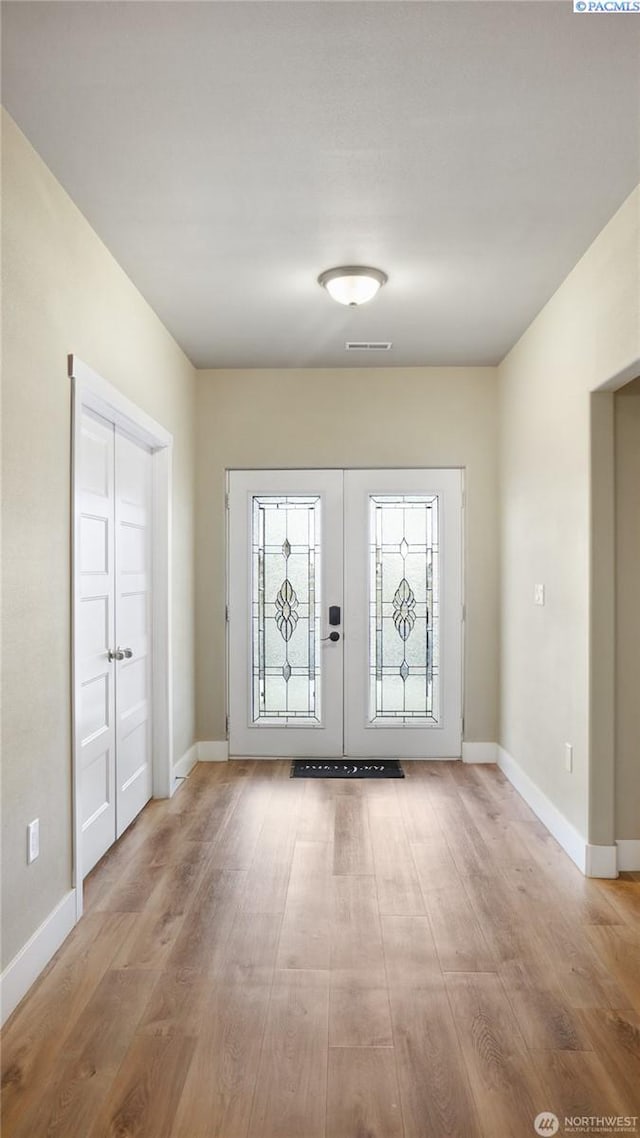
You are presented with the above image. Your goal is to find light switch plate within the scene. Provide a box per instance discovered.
[534,584,545,606]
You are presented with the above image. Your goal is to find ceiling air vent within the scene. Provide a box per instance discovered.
[345,341,392,352]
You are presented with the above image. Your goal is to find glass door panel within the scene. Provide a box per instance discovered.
[228,470,343,757]
[345,469,462,758]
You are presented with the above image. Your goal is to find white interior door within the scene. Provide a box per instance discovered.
[344,469,462,757]
[114,431,153,835]
[227,468,462,759]
[77,409,116,873]
[228,470,343,756]
[77,414,153,872]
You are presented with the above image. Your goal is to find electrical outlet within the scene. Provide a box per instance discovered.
[565,743,573,773]
[534,583,545,606]
[27,819,40,864]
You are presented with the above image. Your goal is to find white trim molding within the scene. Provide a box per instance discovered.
[172,743,199,790]
[1,891,76,1026]
[462,742,497,764]
[585,844,618,879]
[497,746,605,876]
[616,839,640,871]
[198,740,229,762]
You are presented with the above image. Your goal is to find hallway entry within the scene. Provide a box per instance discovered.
[228,469,462,758]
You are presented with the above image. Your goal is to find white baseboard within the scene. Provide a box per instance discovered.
[585,844,618,879]
[171,742,199,793]
[462,742,497,764]
[197,740,229,762]
[497,745,591,875]
[617,839,640,871]
[1,889,77,1026]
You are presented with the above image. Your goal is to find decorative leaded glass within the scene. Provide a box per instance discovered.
[369,495,439,724]
[252,496,321,722]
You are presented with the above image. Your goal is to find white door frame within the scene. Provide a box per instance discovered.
[69,355,173,919]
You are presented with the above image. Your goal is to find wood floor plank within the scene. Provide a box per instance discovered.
[89,1033,195,1138]
[327,1046,403,1138]
[218,911,282,985]
[136,969,210,1040]
[296,780,336,841]
[498,955,593,1051]
[276,840,332,970]
[381,915,441,989]
[462,871,529,963]
[593,878,640,927]
[410,836,461,894]
[165,867,247,972]
[329,986,393,1047]
[95,863,167,913]
[182,779,243,844]
[241,783,302,913]
[168,983,272,1138]
[445,971,548,1137]
[422,885,495,972]
[1,912,139,1136]
[11,969,157,1138]
[528,914,632,1012]
[576,1007,640,1111]
[390,986,483,1138]
[330,874,387,988]
[333,795,374,875]
[144,813,207,867]
[369,813,425,916]
[207,767,276,870]
[586,924,640,1012]
[248,974,329,1138]
[397,778,443,841]
[512,820,622,925]
[532,1047,640,1119]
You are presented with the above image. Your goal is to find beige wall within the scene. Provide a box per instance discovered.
[615,376,640,840]
[195,366,500,747]
[498,186,640,842]
[1,112,197,967]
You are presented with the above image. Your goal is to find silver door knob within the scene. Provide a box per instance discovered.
[108,647,133,661]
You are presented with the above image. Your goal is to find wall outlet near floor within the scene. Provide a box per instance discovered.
[27,818,40,863]
[534,583,545,606]
[564,743,573,773]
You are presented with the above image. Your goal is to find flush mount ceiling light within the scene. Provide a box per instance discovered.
[318,265,388,307]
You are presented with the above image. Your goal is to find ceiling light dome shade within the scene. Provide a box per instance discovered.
[318,266,387,306]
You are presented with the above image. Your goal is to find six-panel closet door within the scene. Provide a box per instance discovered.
[77,409,153,875]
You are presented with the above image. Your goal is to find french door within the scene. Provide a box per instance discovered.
[228,469,462,759]
[76,408,153,874]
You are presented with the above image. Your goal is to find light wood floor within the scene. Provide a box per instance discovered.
[3,760,640,1138]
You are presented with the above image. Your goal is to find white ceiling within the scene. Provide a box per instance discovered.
[2,1,639,369]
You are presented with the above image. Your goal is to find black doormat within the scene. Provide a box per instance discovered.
[291,759,404,779]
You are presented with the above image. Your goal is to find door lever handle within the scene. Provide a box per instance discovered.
[108,647,133,661]
[321,631,340,642]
